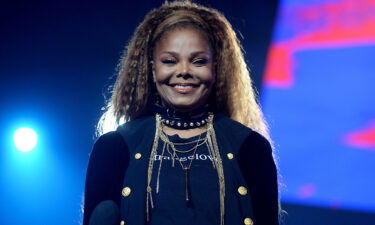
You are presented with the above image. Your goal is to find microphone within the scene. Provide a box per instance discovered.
[89,200,120,225]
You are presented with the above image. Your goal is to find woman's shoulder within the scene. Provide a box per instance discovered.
[213,113,262,139]
[95,130,125,148]
[116,115,156,153]
[214,113,253,132]
[91,131,128,160]
[214,113,271,150]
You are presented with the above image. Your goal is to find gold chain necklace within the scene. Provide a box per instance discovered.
[146,114,225,225]
[164,132,203,201]
[169,136,206,145]
[160,131,206,154]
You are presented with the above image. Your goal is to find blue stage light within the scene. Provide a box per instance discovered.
[13,128,38,152]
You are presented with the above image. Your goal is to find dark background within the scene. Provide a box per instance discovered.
[1,0,374,224]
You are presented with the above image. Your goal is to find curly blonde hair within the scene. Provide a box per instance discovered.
[98,0,270,141]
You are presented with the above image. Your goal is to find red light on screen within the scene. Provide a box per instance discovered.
[264,0,375,88]
[344,121,375,150]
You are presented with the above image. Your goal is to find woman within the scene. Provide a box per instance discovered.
[83,1,279,225]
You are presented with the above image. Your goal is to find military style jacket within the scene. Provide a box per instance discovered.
[83,114,279,225]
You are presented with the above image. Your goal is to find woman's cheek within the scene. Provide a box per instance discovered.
[155,67,174,82]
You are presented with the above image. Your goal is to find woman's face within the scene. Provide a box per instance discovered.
[153,28,215,112]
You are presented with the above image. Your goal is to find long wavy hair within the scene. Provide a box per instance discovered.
[97,1,271,142]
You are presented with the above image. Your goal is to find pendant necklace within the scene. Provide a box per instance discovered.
[163,131,204,202]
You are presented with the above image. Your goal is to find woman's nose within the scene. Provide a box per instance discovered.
[177,61,190,76]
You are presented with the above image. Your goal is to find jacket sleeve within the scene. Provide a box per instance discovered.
[82,131,129,225]
[237,131,279,225]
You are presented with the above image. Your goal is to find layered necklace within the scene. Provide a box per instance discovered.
[146,113,226,225]
[160,131,206,202]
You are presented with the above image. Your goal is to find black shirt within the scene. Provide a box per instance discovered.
[149,132,220,225]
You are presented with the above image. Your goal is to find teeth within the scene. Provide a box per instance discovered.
[175,85,194,89]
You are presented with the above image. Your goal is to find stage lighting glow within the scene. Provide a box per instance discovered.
[13,128,38,152]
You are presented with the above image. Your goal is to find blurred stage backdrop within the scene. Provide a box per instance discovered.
[1,0,374,224]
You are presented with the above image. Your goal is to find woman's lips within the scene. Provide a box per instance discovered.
[170,83,198,94]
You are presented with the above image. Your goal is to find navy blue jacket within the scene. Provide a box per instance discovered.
[83,114,279,225]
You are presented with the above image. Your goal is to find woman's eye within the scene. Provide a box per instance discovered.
[193,58,208,65]
[161,59,176,64]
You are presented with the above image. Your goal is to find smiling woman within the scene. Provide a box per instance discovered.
[83,1,280,225]
[153,28,215,112]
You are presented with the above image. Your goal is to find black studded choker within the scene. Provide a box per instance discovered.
[159,113,210,129]
[151,104,211,130]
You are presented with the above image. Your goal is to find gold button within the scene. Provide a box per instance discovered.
[134,153,142,159]
[120,220,125,225]
[238,186,248,195]
[244,217,253,225]
[227,153,234,159]
[122,187,131,197]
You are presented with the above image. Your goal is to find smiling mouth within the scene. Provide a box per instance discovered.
[170,83,199,94]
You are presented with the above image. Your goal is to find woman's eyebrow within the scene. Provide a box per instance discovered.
[160,51,209,57]
[190,51,208,57]
[161,51,179,57]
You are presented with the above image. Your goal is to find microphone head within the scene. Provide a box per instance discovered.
[89,200,120,225]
